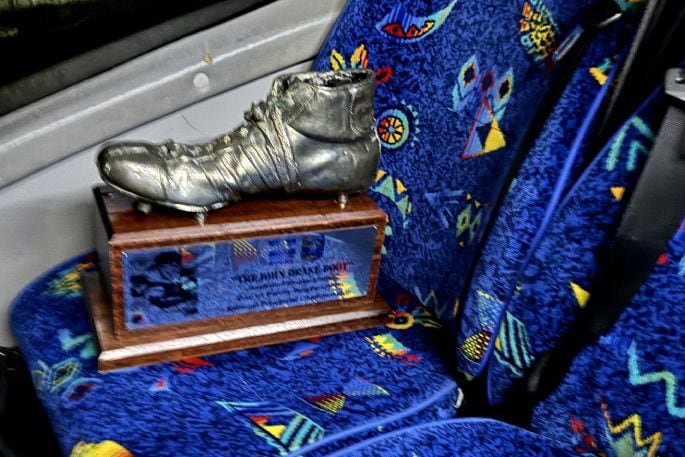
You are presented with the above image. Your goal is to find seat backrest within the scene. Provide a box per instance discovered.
[311,0,596,332]
[530,213,685,455]
[455,21,636,382]
[483,90,665,406]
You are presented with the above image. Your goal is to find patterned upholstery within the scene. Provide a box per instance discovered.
[323,418,578,456]
[308,187,685,457]
[485,92,665,405]
[455,21,634,381]
[531,216,685,456]
[11,1,684,457]
[11,255,457,456]
[312,0,595,331]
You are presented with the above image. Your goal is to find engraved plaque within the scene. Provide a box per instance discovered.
[121,227,377,329]
[87,186,390,370]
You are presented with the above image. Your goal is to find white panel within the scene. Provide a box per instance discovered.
[0,0,345,188]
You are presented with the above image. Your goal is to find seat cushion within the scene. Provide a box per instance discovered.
[11,254,458,456]
[325,418,577,456]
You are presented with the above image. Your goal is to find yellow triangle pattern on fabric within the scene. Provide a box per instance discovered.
[315,395,346,414]
[263,425,286,439]
[396,180,407,195]
[459,331,491,361]
[589,67,608,85]
[611,186,625,201]
[484,117,506,153]
[69,440,133,457]
[570,282,590,308]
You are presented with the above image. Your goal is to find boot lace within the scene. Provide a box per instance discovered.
[211,87,295,149]
[243,90,295,127]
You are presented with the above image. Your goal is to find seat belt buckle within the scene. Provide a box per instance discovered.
[664,68,685,159]
[665,68,685,103]
[581,0,624,29]
[552,0,624,63]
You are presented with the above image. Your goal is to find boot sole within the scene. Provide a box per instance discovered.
[102,177,364,215]
[101,178,230,213]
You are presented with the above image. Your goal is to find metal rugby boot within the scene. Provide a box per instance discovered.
[97,69,380,214]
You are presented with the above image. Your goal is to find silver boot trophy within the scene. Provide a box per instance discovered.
[97,69,380,214]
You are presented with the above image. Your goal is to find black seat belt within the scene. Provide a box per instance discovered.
[527,68,685,405]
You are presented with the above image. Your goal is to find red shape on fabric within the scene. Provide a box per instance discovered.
[249,416,270,426]
[570,416,585,433]
[395,294,411,306]
[181,251,195,264]
[172,357,214,373]
[375,67,393,85]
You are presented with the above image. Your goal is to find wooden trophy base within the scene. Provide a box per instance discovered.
[89,187,391,371]
[84,272,389,371]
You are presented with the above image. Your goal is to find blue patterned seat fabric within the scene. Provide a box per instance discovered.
[530,214,685,456]
[11,0,685,456]
[312,0,595,331]
[11,258,458,456]
[485,91,665,405]
[327,418,578,456]
[10,0,606,454]
[455,19,634,382]
[291,208,685,457]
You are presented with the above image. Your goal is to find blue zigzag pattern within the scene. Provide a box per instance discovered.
[628,341,685,419]
[494,312,533,377]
